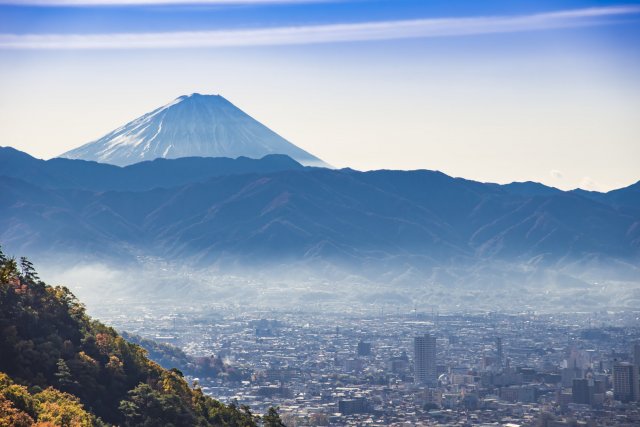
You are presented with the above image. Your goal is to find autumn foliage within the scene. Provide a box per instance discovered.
[0,246,266,426]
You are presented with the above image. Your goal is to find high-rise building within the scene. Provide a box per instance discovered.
[613,362,635,403]
[357,341,372,357]
[634,343,640,402]
[496,337,503,367]
[338,397,369,415]
[414,333,437,385]
[572,378,590,405]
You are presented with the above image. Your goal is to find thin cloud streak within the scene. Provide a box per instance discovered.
[1,6,639,49]
[0,0,328,4]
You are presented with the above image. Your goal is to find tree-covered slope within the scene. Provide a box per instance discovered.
[0,246,279,426]
[120,332,248,383]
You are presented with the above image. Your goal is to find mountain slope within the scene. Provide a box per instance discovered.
[59,93,328,167]
[1,146,304,191]
[0,249,260,426]
[1,162,638,272]
[572,181,640,212]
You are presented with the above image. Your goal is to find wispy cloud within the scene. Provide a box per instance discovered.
[1,6,638,49]
[0,0,328,4]
[579,176,600,191]
[549,170,564,180]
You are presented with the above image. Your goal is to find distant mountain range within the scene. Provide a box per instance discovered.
[59,93,329,167]
[1,146,304,192]
[1,147,638,280]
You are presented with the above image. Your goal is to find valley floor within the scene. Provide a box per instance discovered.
[93,303,640,426]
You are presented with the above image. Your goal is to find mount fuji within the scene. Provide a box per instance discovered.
[59,93,328,167]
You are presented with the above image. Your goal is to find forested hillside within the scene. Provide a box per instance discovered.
[0,246,283,426]
[121,332,249,383]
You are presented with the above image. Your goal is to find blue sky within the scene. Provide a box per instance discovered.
[2,1,639,33]
[0,0,639,190]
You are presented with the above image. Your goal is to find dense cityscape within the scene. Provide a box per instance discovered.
[95,304,640,426]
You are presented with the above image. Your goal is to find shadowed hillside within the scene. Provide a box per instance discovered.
[0,246,284,426]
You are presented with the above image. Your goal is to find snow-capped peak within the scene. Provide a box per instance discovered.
[59,94,328,167]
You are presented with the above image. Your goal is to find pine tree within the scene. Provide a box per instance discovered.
[55,359,76,390]
[19,257,39,283]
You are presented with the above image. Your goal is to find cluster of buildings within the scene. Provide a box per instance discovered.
[98,304,640,426]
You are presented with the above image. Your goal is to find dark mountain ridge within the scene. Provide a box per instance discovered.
[0,146,304,191]
[1,148,638,275]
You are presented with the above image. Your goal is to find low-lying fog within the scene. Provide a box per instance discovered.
[34,256,640,319]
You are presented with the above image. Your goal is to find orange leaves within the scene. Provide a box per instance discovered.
[95,333,112,356]
[0,394,35,427]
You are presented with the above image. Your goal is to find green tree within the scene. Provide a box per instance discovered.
[263,407,286,427]
[119,382,195,427]
[35,387,95,426]
[54,359,76,391]
[0,257,17,284]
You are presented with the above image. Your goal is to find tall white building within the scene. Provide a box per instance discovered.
[414,333,437,385]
